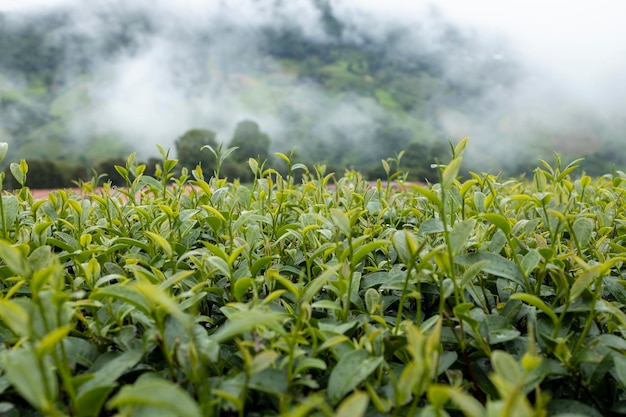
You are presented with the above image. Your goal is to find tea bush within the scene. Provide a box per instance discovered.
[0,140,624,416]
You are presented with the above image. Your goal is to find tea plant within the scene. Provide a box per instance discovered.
[0,140,624,416]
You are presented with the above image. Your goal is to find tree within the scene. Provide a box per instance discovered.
[229,120,271,163]
[175,128,218,172]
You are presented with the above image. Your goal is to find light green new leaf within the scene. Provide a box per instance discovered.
[481,213,511,236]
[351,240,388,267]
[442,156,462,189]
[0,299,29,337]
[145,231,173,258]
[335,391,369,417]
[36,325,71,356]
[0,240,31,277]
[107,374,201,417]
[511,293,558,325]
[409,184,442,207]
[328,349,383,405]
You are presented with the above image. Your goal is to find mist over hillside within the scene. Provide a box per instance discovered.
[0,0,624,181]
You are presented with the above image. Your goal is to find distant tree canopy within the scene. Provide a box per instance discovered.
[175,128,218,172]
[229,120,271,163]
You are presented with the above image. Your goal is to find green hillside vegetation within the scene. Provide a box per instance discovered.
[2,3,624,184]
[0,139,624,415]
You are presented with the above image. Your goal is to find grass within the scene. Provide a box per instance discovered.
[0,139,623,416]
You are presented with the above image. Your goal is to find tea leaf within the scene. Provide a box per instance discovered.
[107,374,201,417]
[0,143,8,164]
[145,231,173,258]
[449,219,476,256]
[76,350,143,416]
[328,349,383,405]
[335,391,369,417]
[481,213,511,236]
[455,252,526,288]
[91,284,151,315]
[210,308,286,344]
[511,293,558,325]
[2,346,57,413]
[442,157,462,189]
[572,217,593,248]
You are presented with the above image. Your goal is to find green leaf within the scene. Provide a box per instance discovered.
[0,143,7,164]
[0,240,31,277]
[546,400,603,417]
[572,217,593,248]
[449,219,476,256]
[90,284,151,315]
[351,240,388,267]
[210,308,286,344]
[521,248,540,277]
[36,325,71,356]
[234,277,255,301]
[0,299,29,337]
[442,156,462,189]
[327,349,383,405]
[511,293,558,325]
[392,230,420,264]
[481,213,511,236]
[335,391,369,417]
[409,184,442,207]
[301,266,338,304]
[614,354,626,390]
[145,231,173,258]
[455,252,526,289]
[491,350,521,385]
[330,209,351,236]
[76,350,143,417]
[9,162,25,186]
[107,374,201,417]
[2,346,57,413]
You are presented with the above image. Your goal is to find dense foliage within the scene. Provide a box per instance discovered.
[0,140,624,416]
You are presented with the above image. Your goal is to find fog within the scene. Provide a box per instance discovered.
[2,0,626,173]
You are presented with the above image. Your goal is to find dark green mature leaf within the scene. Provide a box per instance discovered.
[328,349,383,405]
[546,400,603,417]
[2,346,57,413]
[107,374,201,417]
[209,308,286,344]
[455,252,526,288]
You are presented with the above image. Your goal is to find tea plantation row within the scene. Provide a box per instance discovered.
[0,140,624,416]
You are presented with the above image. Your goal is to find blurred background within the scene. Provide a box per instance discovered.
[1,0,625,187]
